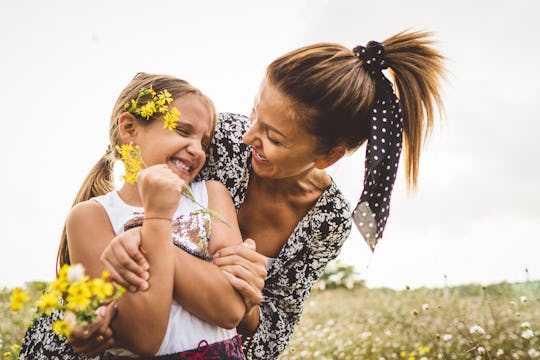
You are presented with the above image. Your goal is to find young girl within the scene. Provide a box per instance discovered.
[26,73,247,359]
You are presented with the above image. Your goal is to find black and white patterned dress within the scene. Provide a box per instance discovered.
[196,113,352,359]
[19,112,352,360]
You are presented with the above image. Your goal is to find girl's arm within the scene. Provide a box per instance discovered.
[68,165,180,356]
[170,180,245,329]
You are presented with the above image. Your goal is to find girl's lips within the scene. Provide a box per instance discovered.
[171,158,192,171]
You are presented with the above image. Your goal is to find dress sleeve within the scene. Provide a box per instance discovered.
[243,190,352,359]
[195,112,251,197]
[19,311,100,360]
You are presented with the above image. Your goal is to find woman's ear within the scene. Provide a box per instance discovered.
[314,146,345,169]
[118,112,138,144]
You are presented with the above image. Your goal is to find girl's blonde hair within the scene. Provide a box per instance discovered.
[56,72,216,273]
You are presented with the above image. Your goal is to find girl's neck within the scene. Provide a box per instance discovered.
[117,184,142,207]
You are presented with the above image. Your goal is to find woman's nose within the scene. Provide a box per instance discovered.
[243,118,258,145]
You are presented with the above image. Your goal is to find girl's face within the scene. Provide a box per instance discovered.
[134,95,213,183]
[243,79,322,180]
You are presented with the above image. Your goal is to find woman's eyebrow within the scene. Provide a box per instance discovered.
[263,122,287,138]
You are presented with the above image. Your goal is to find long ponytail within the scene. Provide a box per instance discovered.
[383,30,446,190]
[56,151,116,274]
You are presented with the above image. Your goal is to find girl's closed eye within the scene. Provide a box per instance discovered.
[175,126,189,135]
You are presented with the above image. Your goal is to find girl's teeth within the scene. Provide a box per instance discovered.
[172,159,190,171]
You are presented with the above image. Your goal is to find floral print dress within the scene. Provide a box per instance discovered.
[18,112,352,360]
[196,113,352,359]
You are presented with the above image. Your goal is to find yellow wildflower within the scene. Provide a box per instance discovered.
[52,319,73,337]
[163,107,180,130]
[139,101,157,119]
[116,143,145,185]
[36,292,61,314]
[10,287,30,311]
[90,278,114,299]
[66,282,92,311]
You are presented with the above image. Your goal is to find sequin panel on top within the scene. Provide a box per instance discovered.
[123,211,212,262]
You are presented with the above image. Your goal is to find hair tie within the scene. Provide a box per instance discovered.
[351,42,404,252]
[353,41,388,75]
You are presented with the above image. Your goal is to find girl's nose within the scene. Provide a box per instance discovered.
[187,138,204,157]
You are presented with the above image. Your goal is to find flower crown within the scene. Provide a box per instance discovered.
[124,86,180,130]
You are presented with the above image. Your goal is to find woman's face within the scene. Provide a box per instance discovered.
[242,79,322,180]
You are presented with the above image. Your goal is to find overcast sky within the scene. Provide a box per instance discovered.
[1,0,539,290]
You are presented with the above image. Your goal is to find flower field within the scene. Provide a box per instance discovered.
[282,281,540,359]
[1,280,538,359]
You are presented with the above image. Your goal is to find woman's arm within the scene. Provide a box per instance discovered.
[242,197,352,359]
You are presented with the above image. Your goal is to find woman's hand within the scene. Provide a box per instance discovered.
[212,239,267,312]
[67,301,117,357]
[100,228,150,292]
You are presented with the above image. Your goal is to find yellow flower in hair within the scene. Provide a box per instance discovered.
[125,86,180,130]
[163,107,180,131]
[158,89,173,105]
[139,101,157,119]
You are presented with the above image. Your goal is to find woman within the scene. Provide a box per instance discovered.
[100,30,445,359]
[21,30,445,360]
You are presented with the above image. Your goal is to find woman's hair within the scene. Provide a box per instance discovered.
[56,72,216,273]
[266,30,445,190]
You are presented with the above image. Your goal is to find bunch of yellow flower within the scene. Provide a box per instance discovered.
[116,143,145,185]
[124,86,181,130]
[10,264,125,338]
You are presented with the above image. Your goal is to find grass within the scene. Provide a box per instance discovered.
[1,281,539,359]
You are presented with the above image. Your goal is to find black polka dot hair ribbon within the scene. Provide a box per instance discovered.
[351,41,405,252]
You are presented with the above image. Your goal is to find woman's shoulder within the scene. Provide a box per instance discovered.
[316,181,352,220]
[305,181,352,241]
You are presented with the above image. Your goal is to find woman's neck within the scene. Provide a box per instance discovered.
[250,168,331,197]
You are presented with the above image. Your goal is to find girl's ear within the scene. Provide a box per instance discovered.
[118,112,138,143]
[314,146,345,169]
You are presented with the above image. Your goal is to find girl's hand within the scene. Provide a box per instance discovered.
[212,239,267,312]
[137,165,185,218]
[67,301,117,356]
[100,228,150,292]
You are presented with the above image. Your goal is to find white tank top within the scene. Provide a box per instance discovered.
[93,181,237,356]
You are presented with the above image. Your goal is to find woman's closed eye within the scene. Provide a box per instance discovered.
[267,134,281,145]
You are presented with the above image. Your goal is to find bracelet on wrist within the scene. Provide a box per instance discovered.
[143,217,172,222]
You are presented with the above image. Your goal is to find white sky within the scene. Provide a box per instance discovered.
[1,0,539,290]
